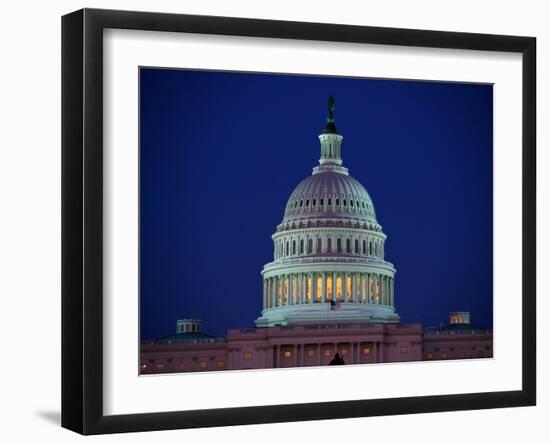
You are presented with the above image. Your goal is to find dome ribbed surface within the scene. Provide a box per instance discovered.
[282,171,377,223]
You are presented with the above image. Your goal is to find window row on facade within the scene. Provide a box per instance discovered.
[263,272,394,309]
[274,234,384,260]
[285,195,374,217]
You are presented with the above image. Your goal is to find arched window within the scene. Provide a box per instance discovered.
[369,242,373,255]
[320,198,324,206]
[313,199,316,206]
[343,199,347,207]
[317,238,322,253]
[375,242,378,256]
[355,239,359,253]
[300,239,304,254]
[327,238,332,252]
[285,241,289,256]
[300,200,303,207]
[328,198,332,206]
[363,240,366,254]
[307,239,313,254]
[346,238,351,253]
[292,240,296,255]
[337,238,342,253]
[306,199,309,207]
[350,200,353,207]
[336,199,340,206]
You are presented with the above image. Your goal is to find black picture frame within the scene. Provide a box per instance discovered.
[62,8,536,435]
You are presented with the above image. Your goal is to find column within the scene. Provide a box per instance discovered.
[318,344,322,366]
[263,279,267,309]
[366,274,370,304]
[289,274,293,305]
[275,345,280,368]
[352,273,358,302]
[390,278,394,306]
[321,273,326,303]
[300,273,305,304]
[293,345,297,366]
[312,273,317,303]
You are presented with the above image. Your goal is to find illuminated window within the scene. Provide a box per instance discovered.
[441,352,449,360]
[199,361,207,369]
[459,352,466,359]
[307,349,315,358]
[156,363,165,370]
[140,363,148,370]
[284,351,292,359]
[426,352,433,360]
[362,346,371,355]
[306,275,312,302]
[362,277,367,302]
[336,276,343,300]
[400,346,409,354]
[323,349,331,357]
[216,360,225,369]
[316,275,322,301]
[244,352,253,360]
[178,362,187,369]
[346,276,352,300]
[283,278,288,304]
[340,348,348,356]
[326,275,333,300]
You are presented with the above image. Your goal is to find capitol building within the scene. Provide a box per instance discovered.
[140,98,492,374]
[256,96,398,327]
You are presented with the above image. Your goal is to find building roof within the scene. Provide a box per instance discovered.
[161,332,216,341]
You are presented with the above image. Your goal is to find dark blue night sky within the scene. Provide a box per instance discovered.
[140,68,493,340]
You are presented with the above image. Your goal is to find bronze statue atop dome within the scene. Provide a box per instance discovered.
[324,94,338,134]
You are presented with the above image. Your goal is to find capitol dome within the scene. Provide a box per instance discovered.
[281,171,379,227]
[255,97,399,327]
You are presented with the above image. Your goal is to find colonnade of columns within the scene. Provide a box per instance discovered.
[262,272,394,309]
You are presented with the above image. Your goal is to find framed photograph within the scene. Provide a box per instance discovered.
[62,8,536,435]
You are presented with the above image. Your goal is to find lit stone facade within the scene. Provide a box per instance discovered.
[255,99,398,327]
